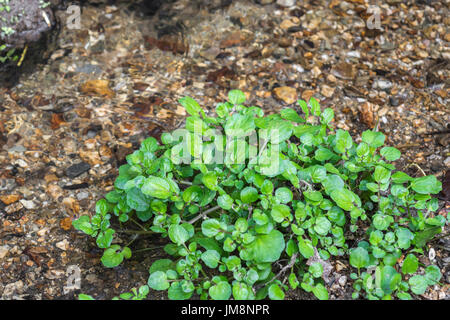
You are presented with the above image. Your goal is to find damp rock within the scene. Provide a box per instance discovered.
[66,162,91,179]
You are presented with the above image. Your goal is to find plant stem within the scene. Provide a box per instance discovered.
[188,205,221,224]
[133,246,164,253]
[255,253,299,290]
[130,217,147,231]
[118,229,156,235]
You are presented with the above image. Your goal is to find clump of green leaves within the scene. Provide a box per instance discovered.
[73,90,446,300]
[0,44,18,63]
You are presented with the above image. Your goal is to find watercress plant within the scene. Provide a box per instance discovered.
[74,90,445,300]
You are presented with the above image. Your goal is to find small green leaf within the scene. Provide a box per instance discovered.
[297,237,314,259]
[312,283,329,300]
[381,266,401,295]
[314,217,331,236]
[275,187,293,204]
[362,130,385,148]
[373,166,391,184]
[349,247,369,269]
[281,108,304,123]
[202,172,218,191]
[142,176,171,199]
[72,215,95,235]
[268,284,285,300]
[201,250,221,268]
[228,90,246,105]
[179,96,202,116]
[380,147,401,161]
[217,194,233,210]
[409,275,428,295]
[240,186,259,203]
[101,246,124,268]
[209,281,232,300]
[320,108,334,124]
[168,225,190,245]
[148,271,170,290]
[202,219,222,237]
[411,175,442,194]
[168,281,193,300]
[261,180,274,195]
[245,230,285,263]
[401,254,418,274]
[424,265,441,285]
[330,189,354,211]
[271,204,291,223]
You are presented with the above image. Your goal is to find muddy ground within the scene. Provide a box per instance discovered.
[0,0,449,300]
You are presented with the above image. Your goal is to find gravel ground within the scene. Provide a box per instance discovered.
[0,0,448,300]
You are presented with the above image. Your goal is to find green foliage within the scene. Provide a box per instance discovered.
[0,44,18,63]
[73,91,445,300]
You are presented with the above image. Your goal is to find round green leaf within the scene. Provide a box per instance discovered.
[380,147,401,161]
[314,217,331,236]
[349,247,370,269]
[240,186,259,204]
[297,237,314,259]
[312,283,329,300]
[202,172,218,191]
[228,90,246,105]
[101,246,124,268]
[275,187,293,204]
[401,254,418,274]
[425,265,441,285]
[268,284,285,300]
[271,204,291,223]
[168,225,190,245]
[411,176,442,194]
[409,275,428,295]
[201,250,220,268]
[245,229,285,263]
[217,194,233,210]
[209,281,232,300]
[142,176,171,199]
[202,219,222,237]
[148,271,170,290]
[232,282,249,300]
[168,281,193,300]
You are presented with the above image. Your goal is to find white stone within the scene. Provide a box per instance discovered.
[56,239,69,251]
[276,0,296,7]
[20,199,36,210]
[338,275,347,287]
[0,245,9,259]
[444,157,450,167]
[428,248,436,261]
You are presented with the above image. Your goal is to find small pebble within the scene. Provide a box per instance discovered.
[338,275,347,287]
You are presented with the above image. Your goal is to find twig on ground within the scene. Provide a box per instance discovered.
[255,253,299,291]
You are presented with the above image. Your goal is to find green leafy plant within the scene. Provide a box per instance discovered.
[73,90,446,300]
[0,44,18,63]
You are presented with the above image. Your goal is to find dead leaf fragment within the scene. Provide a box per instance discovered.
[0,194,21,205]
[273,86,298,104]
[359,102,375,128]
[80,80,115,98]
[60,217,73,231]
